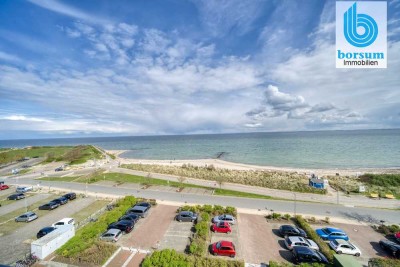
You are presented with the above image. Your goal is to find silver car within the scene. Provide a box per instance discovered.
[100,229,122,242]
[212,214,236,225]
[15,211,38,222]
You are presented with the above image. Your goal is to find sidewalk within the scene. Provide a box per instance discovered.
[112,167,400,209]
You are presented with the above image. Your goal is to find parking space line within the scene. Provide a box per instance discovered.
[121,251,136,267]
[102,247,121,267]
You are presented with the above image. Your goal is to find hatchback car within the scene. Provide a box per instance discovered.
[212,214,236,225]
[329,239,361,256]
[0,184,9,190]
[211,222,232,233]
[292,246,329,264]
[176,211,198,222]
[126,206,149,218]
[316,227,349,241]
[63,192,76,200]
[15,211,38,222]
[211,241,236,257]
[119,214,140,224]
[16,186,33,193]
[107,220,134,233]
[284,236,319,251]
[52,218,75,228]
[37,227,56,239]
[379,240,400,258]
[8,193,25,200]
[135,202,151,209]
[100,229,122,242]
[39,201,59,210]
[279,225,307,238]
[52,197,68,205]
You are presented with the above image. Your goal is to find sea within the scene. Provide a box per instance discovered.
[0,129,399,169]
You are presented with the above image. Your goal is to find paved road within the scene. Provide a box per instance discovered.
[6,178,400,225]
[0,193,52,217]
[0,157,44,176]
[0,197,95,265]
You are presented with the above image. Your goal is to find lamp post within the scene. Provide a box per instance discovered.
[293,192,297,216]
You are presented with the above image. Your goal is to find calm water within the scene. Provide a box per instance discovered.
[0,129,399,169]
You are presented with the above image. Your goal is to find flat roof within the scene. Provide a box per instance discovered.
[32,224,74,246]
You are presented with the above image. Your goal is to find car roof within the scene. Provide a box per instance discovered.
[281,225,296,229]
[219,214,234,218]
[180,211,193,214]
[41,226,55,231]
[22,211,35,216]
[325,227,344,233]
[380,240,400,248]
[288,236,305,242]
[106,229,121,234]
[335,239,350,245]
[294,246,315,254]
[131,206,147,211]
[219,240,233,247]
[56,218,74,223]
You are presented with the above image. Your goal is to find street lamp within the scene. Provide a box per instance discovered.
[293,192,297,216]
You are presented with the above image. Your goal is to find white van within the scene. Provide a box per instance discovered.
[52,218,75,228]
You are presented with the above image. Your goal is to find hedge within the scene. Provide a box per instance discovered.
[57,196,137,257]
[178,204,237,217]
[142,249,244,267]
[294,215,334,262]
[368,258,400,267]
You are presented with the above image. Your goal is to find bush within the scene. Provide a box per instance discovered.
[294,215,334,262]
[360,173,400,187]
[283,214,291,220]
[368,258,400,267]
[272,212,282,220]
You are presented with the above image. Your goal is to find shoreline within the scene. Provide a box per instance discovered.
[105,149,400,176]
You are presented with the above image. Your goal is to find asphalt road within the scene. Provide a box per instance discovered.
[7,178,400,225]
[0,158,44,176]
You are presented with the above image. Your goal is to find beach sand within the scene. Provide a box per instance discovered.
[105,150,400,176]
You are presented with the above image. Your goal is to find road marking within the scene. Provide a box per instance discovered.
[102,247,121,267]
[121,251,136,267]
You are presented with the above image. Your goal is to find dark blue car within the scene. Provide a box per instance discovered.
[316,227,349,241]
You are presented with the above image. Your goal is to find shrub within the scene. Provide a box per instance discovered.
[368,258,400,267]
[195,221,209,240]
[224,206,237,217]
[294,215,334,262]
[283,214,291,220]
[272,212,282,220]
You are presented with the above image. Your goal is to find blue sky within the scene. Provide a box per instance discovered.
[0,0,400,139]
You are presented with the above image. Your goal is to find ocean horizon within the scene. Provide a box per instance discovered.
[1,129,399,169]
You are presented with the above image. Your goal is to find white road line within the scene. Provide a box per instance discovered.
[102,247,121,267]
[162,234,191,238]
[121,251,136,267]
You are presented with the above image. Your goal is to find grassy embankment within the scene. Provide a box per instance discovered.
[328,173,400,199]
[122,163,326,194]
[38,172,278,200]
[0,145,103,166]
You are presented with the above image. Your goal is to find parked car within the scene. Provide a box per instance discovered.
[135,202,151,209]
[176,211,198,222]
[119,214,140,224]
[39,201,59,210]
[52,218,75,228]
[316,227,349,241]
[284,236,319,250]
[279,225,307,238]
[212,214,236,225]
[8,193,25,200]
[15,211,38,222]
[16,186,33,193]
[211,222,232,234]
[210,241,236,257]
[52,197,68,205]
[329,239,361,256]
[108,220,134,233]
[37,227,56,239]
[55,167,64,172]
[100,229,122,242]
[292,246,329,264]
[63,192,76,200]
[379,240,400,258]
[0,184,9,190]
[126,206,149,218]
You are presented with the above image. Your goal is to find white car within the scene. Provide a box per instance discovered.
[52,218,75,228]
[212,214,236,225]
[284,236,319,250]
[329,239,361,256]
[16,186,33,193]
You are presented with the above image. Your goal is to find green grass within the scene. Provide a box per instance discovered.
[68,145,103,165]
[37,176,81,182]
[214,188,276,200]
[71,200,110,224]
[0,146,73,165]
[360,173,400,187]
[0,195,56,236]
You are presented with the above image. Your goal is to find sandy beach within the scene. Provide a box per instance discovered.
[105,149,400,176]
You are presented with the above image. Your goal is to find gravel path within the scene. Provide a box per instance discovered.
[0,196,95,265]
[0,193,51,216]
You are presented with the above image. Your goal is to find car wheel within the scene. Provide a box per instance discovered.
[355,253,360,257]
[179,219,182,222]
[230,255,235,258]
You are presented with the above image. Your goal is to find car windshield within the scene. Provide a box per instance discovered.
[216,242,221,249]
[321,228,331,234]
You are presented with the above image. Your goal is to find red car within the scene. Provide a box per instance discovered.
[212,222,232,233]
[211,241,236,257]
[0,184,9,190]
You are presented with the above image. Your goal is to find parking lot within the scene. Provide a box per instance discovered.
[210,218,242,258]
[159,220,192,251]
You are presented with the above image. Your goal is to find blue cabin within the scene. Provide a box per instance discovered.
[309,177,326,189]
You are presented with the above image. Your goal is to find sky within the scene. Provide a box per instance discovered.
[0,0,400,140]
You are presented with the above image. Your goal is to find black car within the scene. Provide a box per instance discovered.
[379,240,400,258]
[63,192,76,200]
[37,226,56,239]
[52,197,68,205]
[135,202,151,209]
[119,214,140,224]
[279,225,307,238]
[55,167,63,172]
[39,201,59,210]
[8,193,25,200]
[107,220,134,233]
[292,246,329,264]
